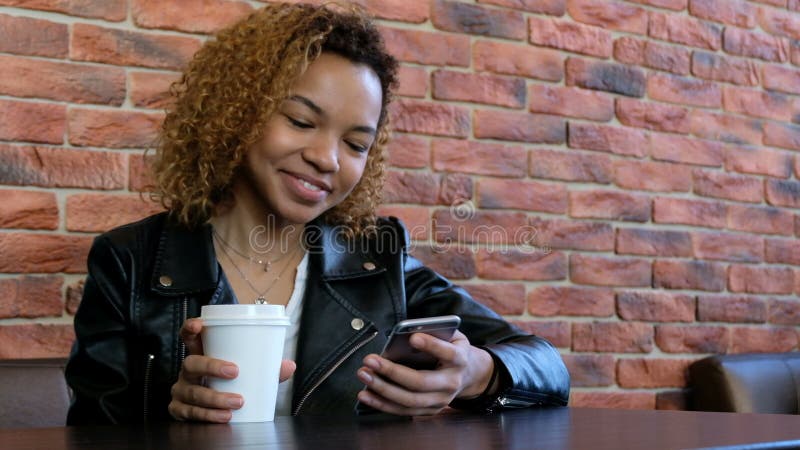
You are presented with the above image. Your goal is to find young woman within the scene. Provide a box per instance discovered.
[65,3,569,425]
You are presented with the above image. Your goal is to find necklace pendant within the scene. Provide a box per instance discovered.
[264,260,271,272]
[255,296,268,305]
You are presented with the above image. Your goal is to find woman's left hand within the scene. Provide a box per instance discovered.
[356,330,495,416]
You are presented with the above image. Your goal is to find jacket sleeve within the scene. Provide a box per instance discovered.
[65,235,137,425]
[396,229,570,410]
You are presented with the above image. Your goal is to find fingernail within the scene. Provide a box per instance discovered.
[410,334,425,348]
[213,410,231,422]
[365,357,380,370]
[221,365,238,377]
[358,369,373,384]
[227,397,243,409]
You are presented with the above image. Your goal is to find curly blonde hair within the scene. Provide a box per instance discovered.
[152,3,398,235]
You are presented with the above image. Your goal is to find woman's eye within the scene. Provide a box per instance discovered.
[346,141,369,153]
[286,116,313,129]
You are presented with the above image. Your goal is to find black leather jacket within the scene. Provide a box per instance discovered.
[65,212,569,425]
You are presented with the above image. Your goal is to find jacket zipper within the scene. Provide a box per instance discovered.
[179,297,188,362]
[292,330,378,416]
[143,353,155,421]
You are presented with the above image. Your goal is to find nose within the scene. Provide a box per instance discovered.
[302,132,340,173]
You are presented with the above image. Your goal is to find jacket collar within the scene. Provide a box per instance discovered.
[149,215,385,296]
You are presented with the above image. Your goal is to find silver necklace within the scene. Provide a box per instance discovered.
[214,234,301,304]
[212,229,296,272]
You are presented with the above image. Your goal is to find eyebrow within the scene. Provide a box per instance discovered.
[288,95,376,136]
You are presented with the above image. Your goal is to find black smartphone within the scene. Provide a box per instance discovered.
[355,315,461,416]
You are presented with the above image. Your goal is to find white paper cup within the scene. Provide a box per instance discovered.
[200,304,290,422]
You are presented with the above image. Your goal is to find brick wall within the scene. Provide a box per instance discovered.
[1,0,799,411]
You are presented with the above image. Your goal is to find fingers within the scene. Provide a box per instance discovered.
[356,388,441,416]
[408,331,468,367]
[280,360,296,383]
[180,318,204,355]
[357,364,451,411]
[169,354,243,423]
[180,354,238,384]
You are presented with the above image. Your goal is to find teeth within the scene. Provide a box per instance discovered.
[300,179,321,191]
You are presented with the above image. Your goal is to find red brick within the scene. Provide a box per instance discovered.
[763,65,800,95]
[563,354,615,387]
[567,0,648,34]
[438,173,473,206]
[70,24,202,70]
[758,7,800,40]
[478,0,565,15]
[768,299,800,326]
[614,159,692,192]
[528,16,612,58]
[528,286,614,317]
[653,260,726,291]
[616,98,690,134]
[511,320,571,348]
[570,254,652,287]
[649,133,723,167]
[432,70,525,108]
[432,210,528,245]
[724,27,789,62]
[573,321,654,353]
[462,283,526,315]
[656,325,729,353]
[617,291,695,322]
[647,73,721,108]
[529,85,613,121]
[383,170,440,205]
[380,27,469,67]
[730,327,798,353]
[433,0,524,39]
[692,231,763,263]
[529,149,612,183]
[0,145,126,189]
[766,179,800,208]
[693,169,763,203]
[68,109,163,149]
[396,66,427,98]
[0,100,65,144]
[729,264,795,295]
[66,194,163,233]
[432,139,525,177]
[386,134,429,169]
[725,145,793,178]
[656,390,688,411]
[65,279,84,315]
[614,36,691,75]
[692,52,760,86]
[0,0,126,21]
[0,13,67,58]
[566,58,646,97]
[529,217,614,251]
[690,110,762,145]
[697,294,767,323]
[689,0,756,28]
[132,0,252,33]
[478,178,566,213]
[764,122,800,151]
[350,0,430,23]
[653,197,727,228]
[791,0,800,10]
[0,233,92,273]
[0,55,125,106]
[728,204,794,236]
[567,123,649,158]
[410,245,475,280]
[569,190,651,222]
[750,0,787,6]
[0,190,58,230]
[724,87,795,121]
[0,275,62,319]
[569,392,656,410]
[766,238,800,265]
[474,109,565,144]
[792,39,800,65]
[476,249,567,281]
[0,324,75,358]
[473,40,563,81]
[129,152,155,192]
[616,228,692,257]
[618,358,690,388]
[648,11,722,50]
[130,71,179,109]
[389,99,470,138]
[375,205,429,240]
[628,0,687,9]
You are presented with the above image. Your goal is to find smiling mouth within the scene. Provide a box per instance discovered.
[299,179,322,192]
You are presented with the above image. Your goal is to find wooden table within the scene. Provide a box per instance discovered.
[3,407,800,450]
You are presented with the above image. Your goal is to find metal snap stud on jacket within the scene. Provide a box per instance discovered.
[362,262,376,271]
[350,318,365,330]
[158,275,172,287]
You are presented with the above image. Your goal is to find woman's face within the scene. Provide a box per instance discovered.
[240,52,383,227]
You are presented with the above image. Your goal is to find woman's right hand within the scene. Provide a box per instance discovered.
[168,318,296,423]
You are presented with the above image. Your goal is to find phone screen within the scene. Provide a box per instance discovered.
[380,316,461,370]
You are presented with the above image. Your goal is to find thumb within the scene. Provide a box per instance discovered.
[179,318,204,355]
[279,360,297,383]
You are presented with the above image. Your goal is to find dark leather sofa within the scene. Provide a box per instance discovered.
[688,352,800,414]
[0,358,70,427]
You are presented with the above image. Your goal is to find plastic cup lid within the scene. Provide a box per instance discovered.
[201,304,290,326]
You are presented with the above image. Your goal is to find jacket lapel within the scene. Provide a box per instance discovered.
[149,217,219,296]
